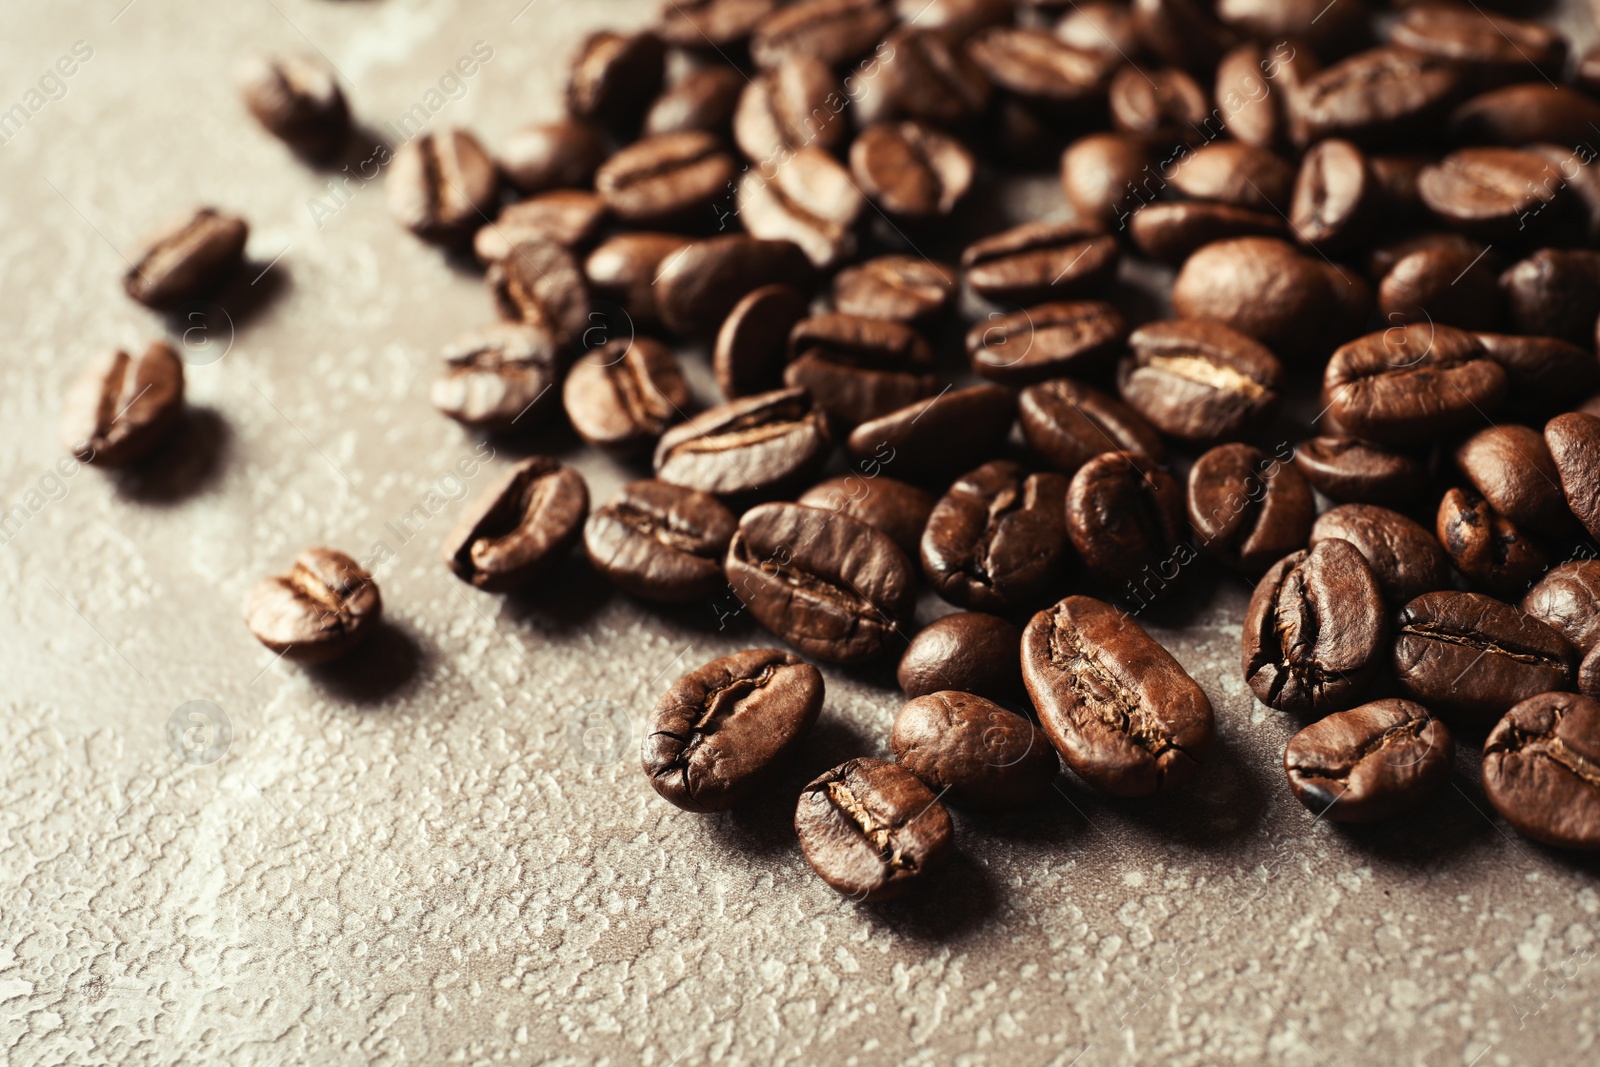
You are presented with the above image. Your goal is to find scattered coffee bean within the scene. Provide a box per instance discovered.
[1290,138,1375,255]
[235,54,349,160]
[1455,424,1571,537]
[846,385,1015,485]
[892,691,1057,810]
[714,284,809,400]
[1215,0,1365,54]
[798,474,934,561]
[1214,41,1303,150]
[733,55,846,162]
[850,121,975,221]
[1171,237,1355,357]
[594,131,739,230]
[1066,451,1189,597]
[878,26,992,125]
[562,338,691,455]
[1133,0,1237,72]
[1310,504,1452,607]
[487,239,592,345]
[794,757,953,902]
[473,192,609,262]
[1056,1,1141,58]
[655,387,832,499]
[1019,379,1166,476]
[905,0,1013,37]
[1061,132,1152,229]
[832,256,956,325]
[242,548,381,664]
[963,221,1120,305]
[1320,324,1506,446]
[567,30,666,129]
[1292,437,1429,507]
[1436,488,1549,600]
[124,207,249,310]
[654,235,813,337]
[1289,46,1464,149]
[1545,412,1600,543]
[1450,84,1600,148]
[1188,443,1314,575]
[1419,148,1575,244]
[1522,562,1600,655]
[967,26,1117,118]
[443,457,589,592]
[897,612,1023,702]
[1109,65,1210,147]
[966,300,1127,386]
[921,461,1073,613]
[1119,318,1283,447]
[644,65,745,138]
[1283,699,1453,823]
[1499,249,1600,347]
[1476,333,1600,421]
[1127,201,1286,265]
[659,0,777,49]
[431,323,562,434]
[61,342,185,467]
[1390,4,1565,85]
[1584,645,1600,700]
[784,312,937,429]
[750,0,897,70]
[586,480,737,604]
[498,120,609,195]
[1482,692,1600,850]
[584,232,692,328]
[1377,243,1503,331]
[386,130,498,244]
[1169,142,1294,214]
[737,147,863,268]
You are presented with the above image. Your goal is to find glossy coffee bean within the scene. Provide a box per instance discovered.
[750,0,896,70]
[1292,437,1429,507]
[1522,562,1600,656]
[643,648,823,812]
[654,235,813,337]
[1546,413,1600,544]
[1390,5,1564,86]
[1188,444,1314,575]
[644,66,745,137]
[124,207,249,309]
[1310,504,1451,608]
[61,342,185,467]
[1476,334,1600,421]
[567,30,665,128]
[1290,139,1375,255]
[1289,46,1464,149]
[1128,201,1285,264]
[967,27,1117,118]
[1066,451,1188,596]
[738,149,863,269]
[1019,379,1166,476]
[1119,318,1283,446]
[1418,148,1573,243]
[1022,595,1215,797]
[794,757,953,902]
[386,130,498,244]
[733,56,846,163]
[798,475,935,561]
[1061,133,1152,229]
[1056,1,1142,59]
[893,692,1058,811]
[966,301,1127,386]
[897,612,1023,703]
[1171,237,1355,358]
[1451,84,1600,148]
[242,548,381,664]
[963,222,1120,306]
[832,256,956,325]
[878,27,992,125]
[497,120,609,195]
[1498,250,1600,347]
[431,323,562,434]
[584,480,735,603]
[714,284,808,400]
[847,386,1015,485]
[1214,0,1366,55]
[1110,65,1210,147]
[1283,700,1453,824]
[1455,424,1570,537]
[1436,488,1548,600]
[922,461,1073,613]
[562,338,691,455]
[443,458,589,593]
[1214,41,1306,151]
[1320,324,1506,446]
[594,132,739,229]
[1376,244,1503,331]
[473,193,608,263]
[1168,142,1293,213]
[1483,692,1600,850]
[487,240,592,345]
[658,0,777,49]
[1131,0,1237,72]
[784,313,937,429]
[655,387,832,499]
[235,54,349,159]
[584,232,691,328]
[850,121,975,222]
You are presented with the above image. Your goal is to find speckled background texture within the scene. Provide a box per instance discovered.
[4,1,1600,1064]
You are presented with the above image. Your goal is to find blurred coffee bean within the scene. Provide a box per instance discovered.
[738,147,864,268]
[236,54,349,160]
[61,342,184,467]
[749,0,896,69]
[1392,7,1565,87]
[431,323,562,434]
[1172,236,1358,357]
[1056,1,1143,59]
[242,548,381,664]
[832,256,956,324]
[563,338,691,456]
[1451,84,1600,148]
[879,26,992,126]
[1418,147,1575,244]
[658,0,777,50]
[387,130,498,245]
[966,300,1128,385]
[1377,244,1503,331]
[1289,46,1465,149]
[584,480,737,603]
[473,192,608,263]
[124,207,249,309]
[1476,333,1600,421]
[850,121,975,221]
[1290,139,1376,255]
[1320,324,1506,446]
[644,66,745,137]
[655,387,832,498]
[714,283,809,399]
[1168,141,1294,213]
[497,120,609,195]
[654,235,813,336]
[488,240,592,345]
[1127,201,1286,264]
[968,27,1119,119]
[1292,437,1429,507]
[567,30,665,129]
[785,313,937,429]
[584,232,691,329]
[1214,41,1313,150]
[1215,0,1368,56]
[1131,0,1236,73]
[1498,250,1600,346]
[734,55,847,162]
[594,131,739,229]
[1061,133,1152,228]
[1108,65,1210,147]
[963,221,1120,305]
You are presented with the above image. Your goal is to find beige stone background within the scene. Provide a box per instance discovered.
[3,1,1600,1064]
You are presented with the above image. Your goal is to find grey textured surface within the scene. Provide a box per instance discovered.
[4,2,1600,1064]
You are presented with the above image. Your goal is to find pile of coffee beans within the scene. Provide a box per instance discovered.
[70,0,1600,900]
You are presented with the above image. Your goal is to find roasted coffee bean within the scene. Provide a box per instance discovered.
[1130,0,1237,73]
[726,503,915,663]
[1451,84,1600,148]
[1391,5,1564,86]
[1523,562,1600,655]
[794,757,953,902]
[850,121,975,221]
[1436,488,1548,600]
[1019,379,1166,476]
[386,130,499,244]
[963,221,1121,305]
[123,208,249,310]
[1292,437,1428,507]
[1584,645,1600,700]
[1187,443,1314,575]
[1289,46,1464,149]
[655,387,832,498]
[1311,504,1451,607]
[487,240,592,345]
[1109,65,1209,146]
[1214,41,1311,151]
[235,54,349,159]
[242,548,381,664]
[1455,424,1571,537]
[879,27,992,125]
[846,385,1015,484]
[714,284,808,399]
[1546,412,1600,543]
[1530,141,1600,245]
[1283,700,1453,824]
[594,132,739,230]
[1066,452,1188,597]
[1376,244,1503,331]
[784,313,937,429]
[798,475,935,561]
[1118,318,1283,446]
[1056,1,1143,58]
[1127,201,1285,264]
[497,120,609,195]
[968,27,1118,117]
[584,232,692,328]
[922,461,1073,613]
[1369,153,1431,225]
[1476,334,1600,421]
[1215,0,1366,54]
[1169,142,1293,213]
[658,0,777,49]
[1061,133,1152,229]
[966,300,1127,385]
[61,342,184,467]
[751,0,895,69]
[473,192,609,262]
[431,323,562,434]
[1021,595,1214,796]
[586,480,736,603]
[643,648,823,812]
[906,0,1012,36]
[1320,324,1506,446]
[1483,692,1600,850]
[832,256,956,325]
[733,56,846,162]
[654,235,813,337]
[1290,139,1375,255]
[1171,237,1356,357]
[1498,250,1600,347]
[644,66,745,137]
[562,338,691,455]
[892,692,1058,810]
[1418,148,1573,244]
[897,611,1023,702]
[738,148,863,269]
[443,458,589,592]
[567,30,665,128]
[1393,590,1574,723]
[1366,230,1485,282]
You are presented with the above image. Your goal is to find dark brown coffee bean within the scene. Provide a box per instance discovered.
[1171,237,1354,358]
[1420,147,1576,244]
[487,240,592,346]
[1131,0,1237,73]
[850,121,975,221]
[61,342,184,467]
[1523,562,1600,655]
[644,66,745,138]
[847,385,1015,484]
[123,208,249,310]
[751,0,895,69]
[1119,318,1283,447]
[832,256,956,325]
[497,120,609,195]
[1369,153,1431,225]
[963,221,1121,305]
[879,27,992,125]
[1292,437,1428,507]
[1066,452,1189,597]
[1585,645,1600,701]
[1019,379,1166,476]
[658,0,777,49]
[784,313,937,429]
[1477,334,1600,421]
[584,232,692,329]
[1394,590,1574,723]
[655,387,832,498]
[714,284,808,400]
[1127,201,1286,264]
[1451,84,1600,148]
[1366,231,1486,282]
[1456,424,1571,537]
[431,323,562,434]
[1320,324,1506,446]
[594,131,739,230]
[726,503,915,663]
[235,54,349,160]
[586,480,737,604]
[921,461,1073,613]
[1214,41,1312,151]
[738,148,864,269]
[443,458,589,593]
[1056,1,1143,59]
[562,338,691,455]
[643,648,823,812]
[897,612,1023,702]
[798,474,934,561]
[1289,46,1465,149]
[386,130,499,244]
[242,548,381,664]
[1215,0,1367,54]
[795,757,953,901]
[1109,65,1209,146]
[1377,244,1503,332]
[1188,443,1314,575]
[1243,538,1387,714]
[1483,692,1600,851]
[1546,413,1600,543]
[654,235,813,337]
[1169,142,1293,213]
[906,0,1012,35]
[1391,5,1564,86]
[1311,504,1451,607]
[1061,133,1152,229]
[966,301,1127,386]
[1498,250,1600,347]
[968,27,1118,117]
[1283,699,1453,824]
[473,192,609,263]
[1436,488,1548,600]
[1022,595,1215,796]
[893,692,1058,810]
[1290,139,1376,255]
[733,56,847,163]
[567,31,665,128]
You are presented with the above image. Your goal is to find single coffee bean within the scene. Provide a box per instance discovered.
[644,66,745,137]
[473,192,609,263]
[714,284,808,400]
[897,611,1023,702]
[386,129,498,244]
[1061,133,1152,229]
[1482,692,1600,850]
[1498,250,1600,347]
[750,0,896,70]
[431,323,562,434]
[1067,452,1189,598]
[1451,84,1600,148]
[1283,699,1453,824]
[1476,333,1600,421]
[1584,645,1600,700]
[1290,138,1376,255]
[1214,41,1312,151]
[1019,379,1166,476]
[1376,244,1503,331]
[594,131,739,230]
[658,0,777,49]
[1022,595,1215,796]
[1187,443,1314,575]
[966,300,1128,386]
[905,0,1011,35]
[123,208,249,310]
[1523,562,1600,655]
[1292,437,1428,507]
[737,148,864,268]
[1366,230,1486,282]
[1128,201,1286,265]
[242,548,381,664]
[879,26,992,125]
[442,458,589,592]
[586,480,736,604]
[784,313,937,429]
[1310,504,1451,607]
[655,387,832,498]
[1243,539,1387,714]
[893,692,1058,810]
[798,475,935,561]
[962,221,1121,305]
[643,648,823,812]
[1109,65,1210,148]
[567,30,666,128]
[1320,324,1506,446]
[1288,46,1464,149]
[562,338,691,456]
[1436,488,1548,600]
[654,235,813,337]
[497,120,609,195]
[733,56,846,163]
[1393,590,1574,723]
[1455,424,1571,537]
[1390,5,1565,86]
[726,503,915,663]
[1528,142,1600,246]
[584,232,692,328]
[1419,148,1574,244]
[1131,0,1237,72]
[235,54,349,159]
[847,386,1015,485]
[794,757,953,902]
[832,256,956,325]
[487,240,592,346]
[850,121,975,221]
[1369,154,1431,225]
[1171,237,1356,358]
[922,461,1073,613]
[967,27,1118,118]
[1119,318,1284,447]
[1546,413,1600,544]
[60,342,185,467]
[1215,0,1366,54]
[1056,1,1142,58]
[1168,142,1294,213]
